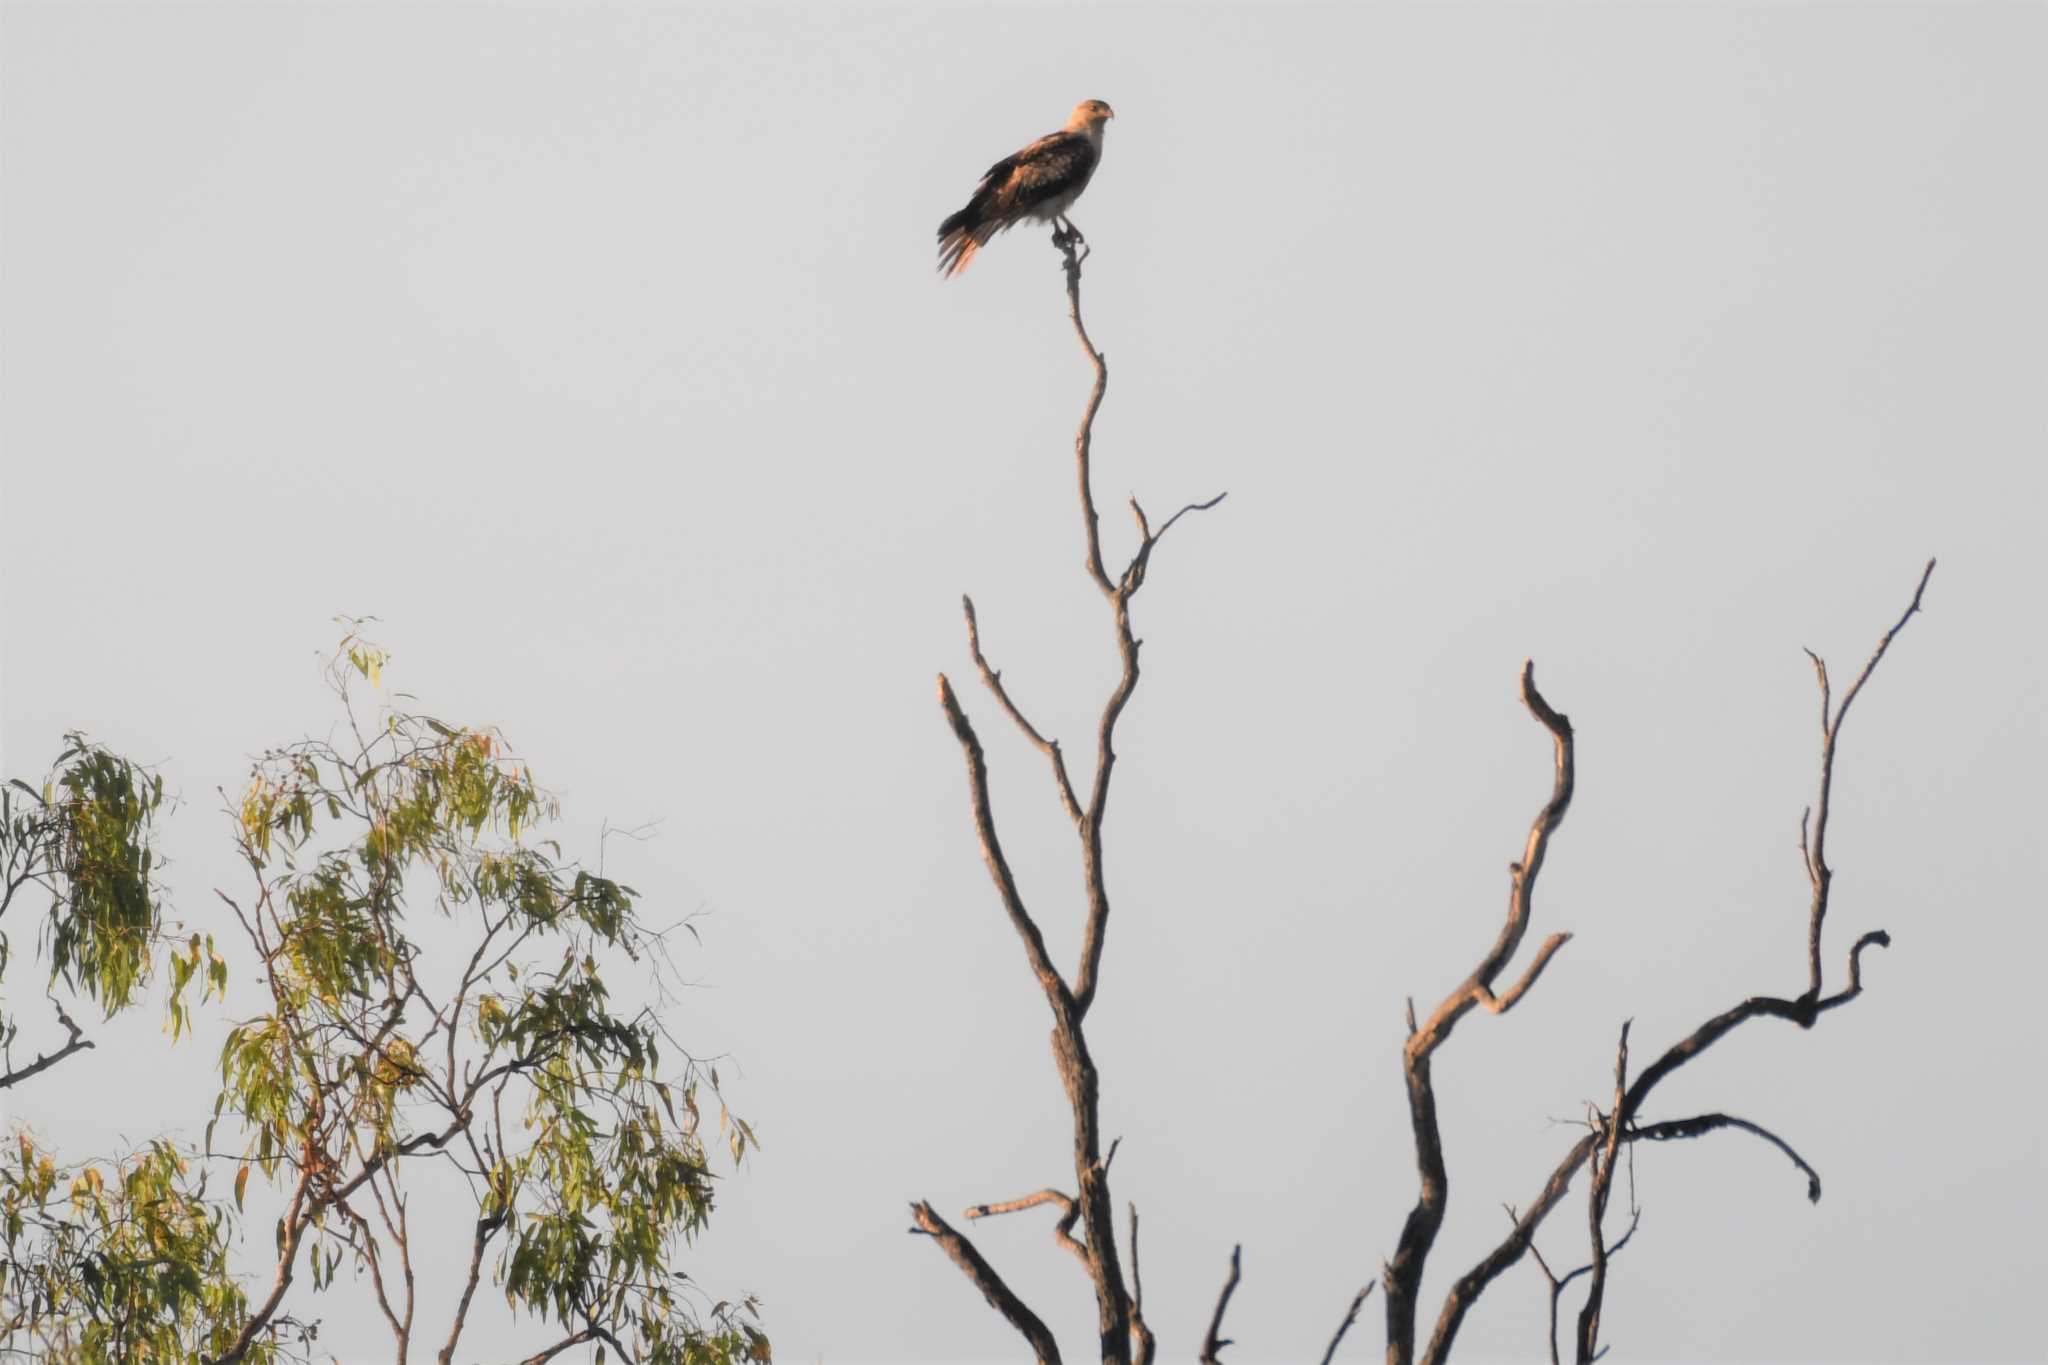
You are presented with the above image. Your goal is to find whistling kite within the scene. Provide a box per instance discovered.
[937,100,1115,278]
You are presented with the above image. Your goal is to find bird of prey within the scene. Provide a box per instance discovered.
[937,100,1115,278]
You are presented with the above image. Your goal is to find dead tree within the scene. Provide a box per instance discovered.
[1384,559,1932,1365]
[910,235,1221,1365]
[914,231,1935,1362]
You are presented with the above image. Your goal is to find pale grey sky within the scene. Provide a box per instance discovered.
[3,4,2042,1363]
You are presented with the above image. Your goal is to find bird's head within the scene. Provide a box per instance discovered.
[1068,100,1116,132]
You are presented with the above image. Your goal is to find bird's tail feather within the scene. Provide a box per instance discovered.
[936,205,999,279]
[937,233,979,278]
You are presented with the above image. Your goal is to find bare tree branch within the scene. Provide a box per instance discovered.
[925,233,1220,1365]
[1573,1023,1630,1364]
[1197,1244,1242,1365]
[205,1167,315,1365]
[935,675,1072,1010]
[966,1188,1089,1267]
[1419,563,1935,1365]
[1523,1204,1642,1365]
[1387,662,1576,1363]
[0,1002,92,1091]
[911,1202,1061,1365]
[963,596,1084,828]
[1127,1204,1156,1365]
[1634,1112,1822,1203]
[1805,558,1935,997]
[1318,1282,1374,1365]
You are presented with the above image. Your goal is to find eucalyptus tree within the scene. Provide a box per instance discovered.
[1,738,246,1360]
[205,631,766,1365]
[3,634,764,1365]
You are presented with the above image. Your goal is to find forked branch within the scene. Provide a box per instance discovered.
[0,1002,93,1091]
[1386,662,1577,1363]
[1197,1245,1242,1365]
[924,233,1220,1365]
[1418,561,1935,1365]
[1804,558,1935,998]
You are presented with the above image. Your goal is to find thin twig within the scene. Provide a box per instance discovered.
[963,595,1084,827]
[1317,1282,1375,1365]
[1127,1203,1156,1365]
[1804,558,1935,996]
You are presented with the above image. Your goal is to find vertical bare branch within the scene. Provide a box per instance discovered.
[1064,241,1115,599]
[1387,662,1575,1364]
[1198,1244,1242,1365]
[1573,1023,1629,1364]
[1522,1204,1642,1365]
[1127,1204,1156,1365]
[927,237,1221,1365]
[1804,558,1935,997]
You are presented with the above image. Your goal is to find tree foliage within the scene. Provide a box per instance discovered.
[1,1137,260,1363]
[207,628,764,1364]
[0,735,243,1360]
[1,632,763,1364]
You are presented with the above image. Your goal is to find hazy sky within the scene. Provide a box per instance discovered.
[3,4,2042,1363]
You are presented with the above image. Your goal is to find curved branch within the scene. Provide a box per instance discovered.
[1388,663,1576,1362]
[1064,241,1114,598]
[965,1187,1089,1267]
[1635,1112,1822,1203]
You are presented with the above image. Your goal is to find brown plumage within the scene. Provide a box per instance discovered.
[937,100,1115,278]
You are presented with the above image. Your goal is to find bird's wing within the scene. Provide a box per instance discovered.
[938,127,1101,277]
[975,130,1099,222]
